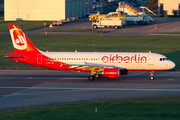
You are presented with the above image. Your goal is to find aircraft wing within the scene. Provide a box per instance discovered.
[67,61,126,70]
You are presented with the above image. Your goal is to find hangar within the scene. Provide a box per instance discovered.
[5,0,92,21]
[158,0,180,16]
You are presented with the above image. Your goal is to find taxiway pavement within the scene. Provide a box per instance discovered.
[0,70,180,112]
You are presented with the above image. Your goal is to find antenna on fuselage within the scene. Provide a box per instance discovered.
[149,50,151,53]
[75,50,77,52]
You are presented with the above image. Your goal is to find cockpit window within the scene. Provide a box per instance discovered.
[160,58,168,61]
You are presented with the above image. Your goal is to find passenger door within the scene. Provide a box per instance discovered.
[37,54,42,64]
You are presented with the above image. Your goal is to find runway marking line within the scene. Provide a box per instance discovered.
[167,79,174,81]
[0,77,87,80]
[0,87,180,92]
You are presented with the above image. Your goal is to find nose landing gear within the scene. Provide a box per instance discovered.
[150,71,154,80]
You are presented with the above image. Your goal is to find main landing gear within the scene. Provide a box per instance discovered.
[150,71,154,80]
[88,74,101,81]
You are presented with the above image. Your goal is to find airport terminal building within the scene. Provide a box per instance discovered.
[5,0,93,21]
[158,0,180,16]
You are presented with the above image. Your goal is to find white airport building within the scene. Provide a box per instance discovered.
[5,0,93,21]
[158,0,180,16]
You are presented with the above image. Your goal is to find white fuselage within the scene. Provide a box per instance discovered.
[42,52,175,71]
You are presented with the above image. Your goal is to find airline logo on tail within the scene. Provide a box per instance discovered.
[9,25,39,53]
[10,26,27,50]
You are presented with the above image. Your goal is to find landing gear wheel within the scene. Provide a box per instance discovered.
[88,75,94,81]
[150,76,154,80]
[95,74,100,78]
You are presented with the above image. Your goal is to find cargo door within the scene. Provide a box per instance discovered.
[37,54,42,64]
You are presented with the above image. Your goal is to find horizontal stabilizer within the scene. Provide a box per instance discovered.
[5,56,27,58]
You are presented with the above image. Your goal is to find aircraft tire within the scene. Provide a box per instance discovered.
[95,74,100,78]
[88,75,94,81]
[150,76,154,80]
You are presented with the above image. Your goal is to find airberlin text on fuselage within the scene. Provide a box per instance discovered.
[102,54,147,63]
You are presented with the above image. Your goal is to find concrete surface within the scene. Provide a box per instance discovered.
[0,70,180,112]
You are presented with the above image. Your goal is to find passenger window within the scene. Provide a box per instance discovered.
[160,58,162,61]
[163,58,165,61]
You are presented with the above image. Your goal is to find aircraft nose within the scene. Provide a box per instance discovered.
[169,61,176,69]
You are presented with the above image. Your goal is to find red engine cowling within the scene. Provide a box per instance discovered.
[103,68,120,79]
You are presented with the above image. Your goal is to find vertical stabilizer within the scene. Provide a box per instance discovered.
[8,25,39,53]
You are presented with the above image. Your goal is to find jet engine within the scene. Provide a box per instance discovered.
[103,68,128,79]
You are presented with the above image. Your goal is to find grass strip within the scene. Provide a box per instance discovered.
[0,35,180,70]
[0,96,180,120]
[0,21,52,32]
[159,32,180,34]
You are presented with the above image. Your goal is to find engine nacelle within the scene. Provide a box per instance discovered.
[103,68,128,79]
[103,68,120,79]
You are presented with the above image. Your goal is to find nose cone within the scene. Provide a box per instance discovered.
[169,61,176,69]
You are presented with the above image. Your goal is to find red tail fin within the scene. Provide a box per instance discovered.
[9,25,39,53]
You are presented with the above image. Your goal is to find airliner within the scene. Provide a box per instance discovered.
[5,25,175,80]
